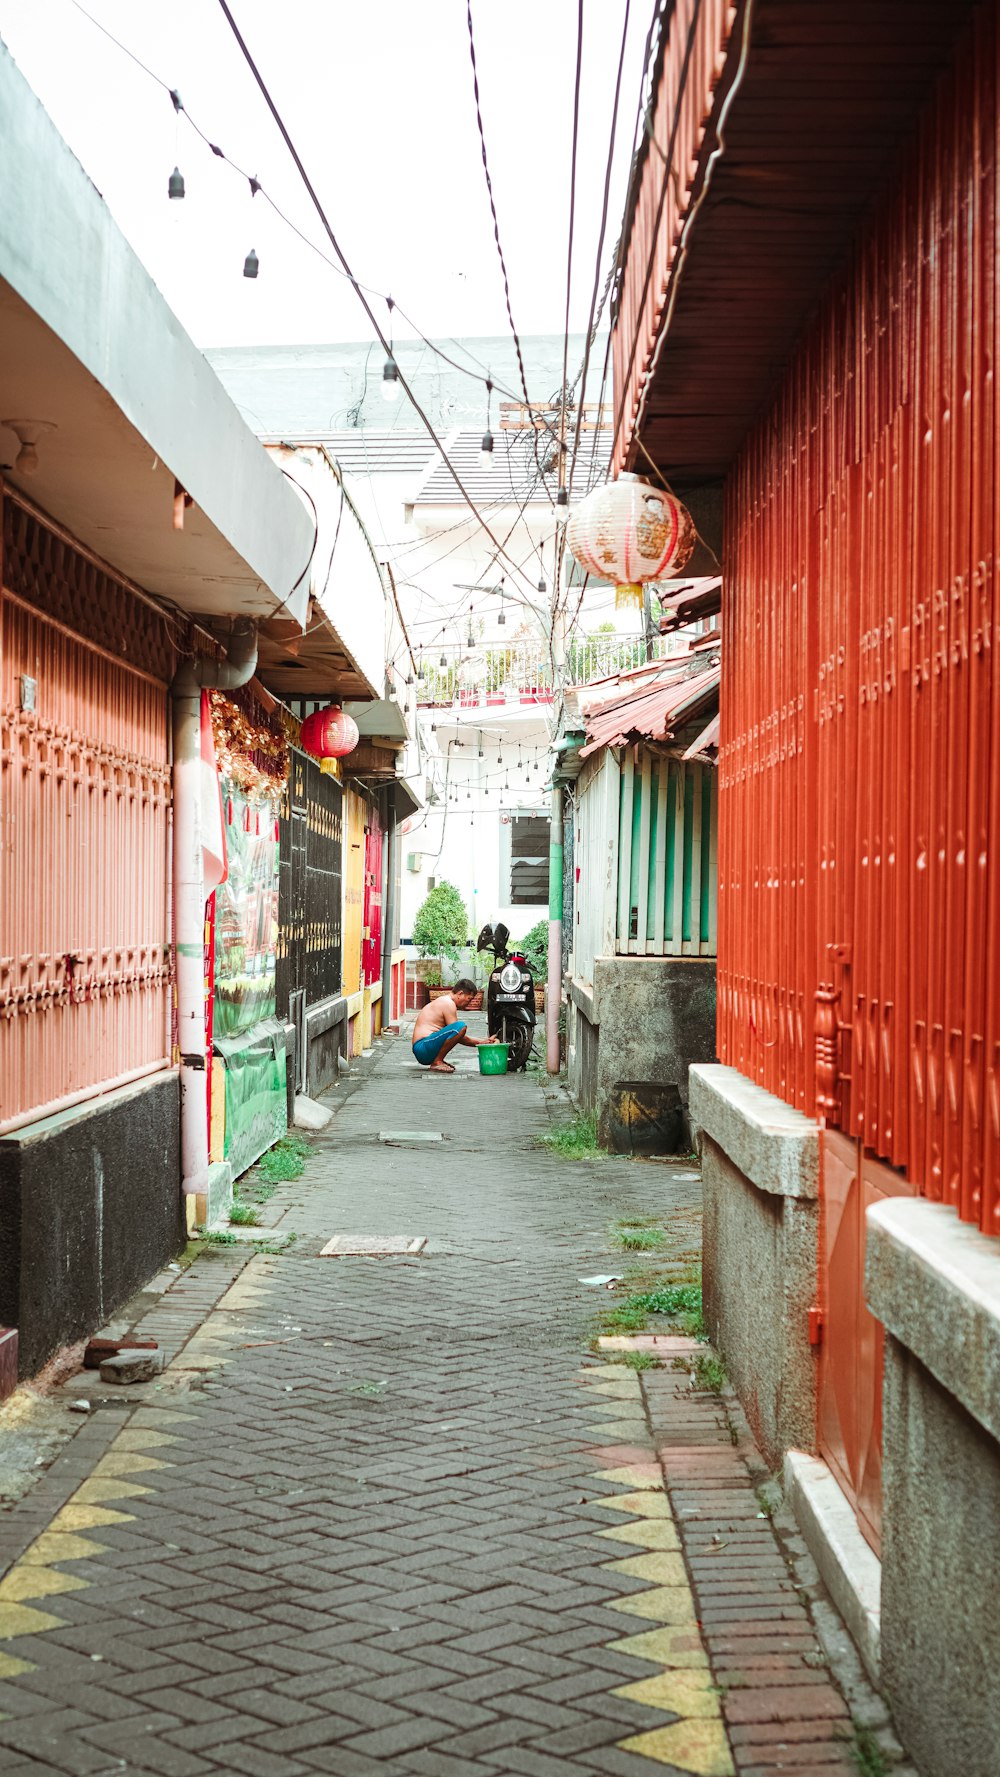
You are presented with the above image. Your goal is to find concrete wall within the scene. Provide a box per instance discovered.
[867,1199,1000,1777]
[567,957,716,1153]
[0,1072,182,1378]
[690,1064,820,1468]
[303,995,349,1098]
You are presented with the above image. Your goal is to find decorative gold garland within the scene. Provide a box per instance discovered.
[210,689,289,806]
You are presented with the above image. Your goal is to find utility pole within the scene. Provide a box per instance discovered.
[545,558,566,1074]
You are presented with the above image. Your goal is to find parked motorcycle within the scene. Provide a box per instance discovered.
[476,923,536,1072]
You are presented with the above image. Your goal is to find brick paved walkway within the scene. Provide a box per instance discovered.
[0,1027,877,1776]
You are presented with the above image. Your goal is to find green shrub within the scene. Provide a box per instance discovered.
[518,919,548,980]
[412,881,469,971]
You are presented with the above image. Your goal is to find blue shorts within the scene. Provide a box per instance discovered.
[413,1021,466,1065]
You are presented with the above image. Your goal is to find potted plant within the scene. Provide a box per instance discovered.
[412,881,470,995]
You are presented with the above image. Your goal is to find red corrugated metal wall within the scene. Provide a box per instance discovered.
[0,493,174,1132]
[719,0,998,1236]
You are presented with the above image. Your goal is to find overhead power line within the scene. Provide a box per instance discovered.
[464,0,532,415]
[568,0,632,506]
[213,0,547,593]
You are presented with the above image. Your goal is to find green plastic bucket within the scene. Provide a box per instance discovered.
[478,1043,509,1076]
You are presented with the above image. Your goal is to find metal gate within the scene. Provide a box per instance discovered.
[0,496,174,1132]
[277,748,343,1035]
[363,803,383,987]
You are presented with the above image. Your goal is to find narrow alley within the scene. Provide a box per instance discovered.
[0,1027,888,1777]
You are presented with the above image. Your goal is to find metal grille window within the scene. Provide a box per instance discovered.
[277,750,343,1018]
[508,813,550,906]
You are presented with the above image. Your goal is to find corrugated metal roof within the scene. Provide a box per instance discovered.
[578,654,721,758]
[682,712,720,760]
[616,0,980,483]
[267,431,435,474]
[657,577,722,631]
[415,428,611,506]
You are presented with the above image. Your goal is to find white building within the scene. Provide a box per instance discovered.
[206,338,659,959]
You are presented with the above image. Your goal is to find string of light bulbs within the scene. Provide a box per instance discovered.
[64,0,624,501]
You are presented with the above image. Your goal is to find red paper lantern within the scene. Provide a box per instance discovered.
[299,704,360,759]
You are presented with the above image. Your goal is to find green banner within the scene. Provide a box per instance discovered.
[214,782,280,1040]
[218,1020,288,1179]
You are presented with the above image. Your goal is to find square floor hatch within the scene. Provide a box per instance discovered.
[319,1236,427,1257]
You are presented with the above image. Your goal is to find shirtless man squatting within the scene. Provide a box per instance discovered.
[411,979,498,1073]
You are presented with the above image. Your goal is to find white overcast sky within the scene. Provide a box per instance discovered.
[0,0,648,352]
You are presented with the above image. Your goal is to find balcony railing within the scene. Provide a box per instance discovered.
[416,635,673,707]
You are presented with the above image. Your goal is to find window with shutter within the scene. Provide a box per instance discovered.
[509,813,550,906]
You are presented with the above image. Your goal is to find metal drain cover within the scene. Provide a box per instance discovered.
[319,1236,427,1257]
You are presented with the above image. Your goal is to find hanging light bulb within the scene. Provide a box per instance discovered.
[381,356,400,402]
[480,376,494,469]
[381,293,399,402]
[478,733,484,758]
[168,166,185,200]
[537,540,547,595]
[243,248,259,279]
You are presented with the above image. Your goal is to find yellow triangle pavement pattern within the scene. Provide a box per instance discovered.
[576,1363,735,1772]
[598,1518,681,1551]
[619,1719,735,1775]
[0,1418,168,1645]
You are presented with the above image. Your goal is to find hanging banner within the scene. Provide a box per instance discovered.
[213,780,280,1040]
[217,1021,288,1178]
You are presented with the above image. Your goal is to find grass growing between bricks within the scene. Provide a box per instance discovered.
[607,1349,658,1371]
[538,1110,602,1159]
[842,1725,891,1777]
[257,1132,310,1184]
[611,1222,665,1251]
[596,1276,705,1339]
[692,1351,726,1392]
[229,1200,260,1227]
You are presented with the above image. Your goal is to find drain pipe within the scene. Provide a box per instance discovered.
[380,799,401,1030]
[546,779,563,1074]
[172,619,258,1202]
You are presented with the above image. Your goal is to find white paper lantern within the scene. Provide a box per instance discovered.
[566,472,695,608]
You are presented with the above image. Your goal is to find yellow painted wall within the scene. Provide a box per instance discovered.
[342,787,366,998]
[209,1057,227,1164]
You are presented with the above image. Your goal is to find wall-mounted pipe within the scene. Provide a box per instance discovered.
[172,619,257,1199]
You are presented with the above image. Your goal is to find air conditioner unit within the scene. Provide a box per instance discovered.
[406,852,423,872]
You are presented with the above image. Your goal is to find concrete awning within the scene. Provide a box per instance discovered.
[0,42,313,627]
[346,700,410,743]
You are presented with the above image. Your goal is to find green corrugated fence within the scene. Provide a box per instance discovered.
[616,747,717,955]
